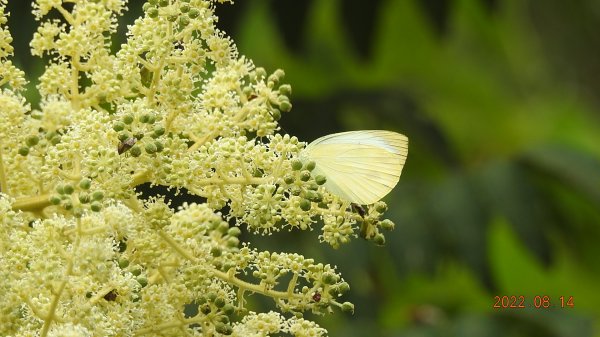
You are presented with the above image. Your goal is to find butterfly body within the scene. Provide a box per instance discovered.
[300,130,408,204]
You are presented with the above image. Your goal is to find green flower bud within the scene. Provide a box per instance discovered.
[154,141,164,153]
[291,159,302,171]
[178,15,190,26]
[148,0,158,5]
[278,84,292,96]
[49,195,61,205]
[158,0,169,7]
[50,135,61,145]
[222,303,235,315]
[227,227,241,237]
[90,201,102,212]
[279,100,292,112]
[152,126,165,138]
[305,161,316,171]
[214,297,226,308]
[267,73,279,85]
[113,122,125,132]
[227,237,239,248]
[123,114,134,124]
[322,272,338,285]
[139,114,150,123]
[180,3,190,12]
[130,145,142,157]
[210,247,222,257]
[137,276,148,287]
[222,262,236,272]
[341,302,355,314]
[63,184,74,195]
[315,175,327,185]
[300,170,311,182]
[270,108,281,121]
[73,207,84,218]
[255,67,267,80]
[273,69,285,80]
[338,282,350,294]
[300,199,311,211]
[380,219,395,231]
[92,191,104,201]
[79,178,92,190]
[188,8,199,18]
[131,267,142,276]
[63,201,73,210]
[217,222,229,234]
[305,190,322,202]
[215,322,232,335]
[78,193,90,204]
[45,131,57,140]
[328,286,339,296]
[117,132,130,142]
[18,146,29,156]
[26,135,39,147]
[118,258,130,269]
[284,175,294,184]
[216,315,229,324]
[306,183,319,190]
[373,233,385,246]
[375,202,388,213]
[145,142,157,154]
[200,303,211,314]
[290,186,301,196]
[208,219,219,230]
[147,7,159,18]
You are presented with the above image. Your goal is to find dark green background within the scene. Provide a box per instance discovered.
[6,0,600,336]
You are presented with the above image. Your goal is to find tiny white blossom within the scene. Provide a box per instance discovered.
[0,0,396,336]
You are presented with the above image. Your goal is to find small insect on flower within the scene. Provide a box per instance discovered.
[312,291,322,302]
[350,203,373,239]
[118,137,137,154]
[351,203,367,218]
[104,289,118,301]
[299,130,408,204]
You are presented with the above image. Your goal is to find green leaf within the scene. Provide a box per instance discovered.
[521,145,600,205]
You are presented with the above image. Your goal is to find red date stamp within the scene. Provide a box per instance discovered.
[493,295,574,309]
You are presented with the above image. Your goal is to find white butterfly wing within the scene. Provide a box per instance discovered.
[302,130,408,204]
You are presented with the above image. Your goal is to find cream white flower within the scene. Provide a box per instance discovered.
[0,1,396,336]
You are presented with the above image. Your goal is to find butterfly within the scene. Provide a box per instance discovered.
[299,130,408,204]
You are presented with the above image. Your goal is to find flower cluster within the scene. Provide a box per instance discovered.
[0,0,396,336]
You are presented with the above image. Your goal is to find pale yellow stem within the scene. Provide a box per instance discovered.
[0,145,8,195]
[40,219,81,337]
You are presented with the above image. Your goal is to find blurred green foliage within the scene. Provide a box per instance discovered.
[218,0,600,335]
[6,0,600,336]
